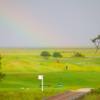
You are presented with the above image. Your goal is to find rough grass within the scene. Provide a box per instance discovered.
[0,89,60,100]
[80,88,100,100]
[1,54,100,73]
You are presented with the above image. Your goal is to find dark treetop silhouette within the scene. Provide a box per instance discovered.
[92,35,100,53]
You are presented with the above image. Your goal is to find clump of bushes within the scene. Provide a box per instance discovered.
[72,52,85,57]
[40,51,51,59]
[0,54,6,81]
[40,51,63,58]
[52,52,62,58]
[91,88,100,94]
[0,72,6,81]
[0,67,5,81]
[40,51,63,63]
[79,88,100,100]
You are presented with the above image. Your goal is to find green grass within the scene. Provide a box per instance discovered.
[0,71,100,99]
[0,71,100,91]
[1,54,100,73]
[0,48,100,99]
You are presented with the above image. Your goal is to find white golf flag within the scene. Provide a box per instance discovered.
[38,75,43,80]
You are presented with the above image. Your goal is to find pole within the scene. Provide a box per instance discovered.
[41,78,44,92]
[38,75,44,92]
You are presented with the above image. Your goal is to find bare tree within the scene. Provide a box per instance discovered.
[92,35,100,53]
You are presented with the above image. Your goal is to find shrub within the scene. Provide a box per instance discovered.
[52,52,62,58]
[40,51,51,58]
[0,72,5,81]
[73,52,85,57]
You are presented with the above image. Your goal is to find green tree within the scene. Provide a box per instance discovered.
[92,35,100,53]
[53,52,62,63]
[40,51,51,59]
[53,52,62,58]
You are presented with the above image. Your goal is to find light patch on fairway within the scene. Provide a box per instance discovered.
[76,62,82,65]
[21,87,25,90]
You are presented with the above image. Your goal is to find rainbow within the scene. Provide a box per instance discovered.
[0,2,68,47]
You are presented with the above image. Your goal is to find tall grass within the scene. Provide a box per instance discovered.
[80,88,100,100]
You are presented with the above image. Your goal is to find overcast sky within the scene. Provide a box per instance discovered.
[0,0,100,48]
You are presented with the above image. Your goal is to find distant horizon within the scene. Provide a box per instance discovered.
[0,46,95,49]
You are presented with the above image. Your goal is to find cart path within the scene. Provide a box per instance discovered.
[47,88,92,100]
